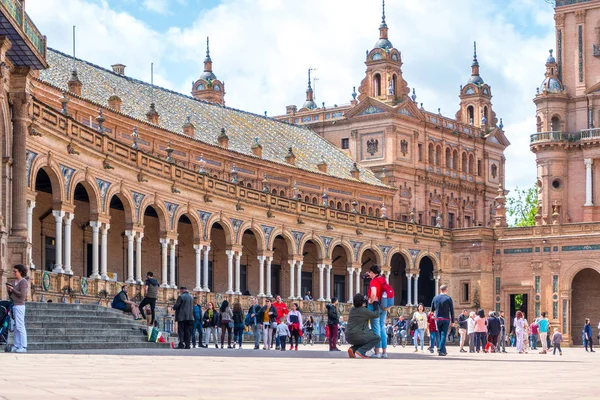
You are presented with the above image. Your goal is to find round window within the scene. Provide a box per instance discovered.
[552,179,561,189]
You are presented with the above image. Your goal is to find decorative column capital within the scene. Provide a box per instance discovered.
[584,158,593,167]
[136,232,144,240]
[193,244,201,252]
[52,210,65,220]
[326,264,332,271]
[225,249,234,257]
[89,220,100,230]
[347,267,355,273]
[125,230,135,239]
[101,223,110,233]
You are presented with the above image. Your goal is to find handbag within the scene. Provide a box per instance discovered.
[228,320,234,329]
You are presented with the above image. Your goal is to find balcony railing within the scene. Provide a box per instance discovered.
[530,131,579,144]
[0,0,47,64]
[580,128,600,140]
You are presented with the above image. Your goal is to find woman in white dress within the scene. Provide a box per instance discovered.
[514,310,526,354]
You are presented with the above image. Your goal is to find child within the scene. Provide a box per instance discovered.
[276,320,291,351]
[552,327,563,356]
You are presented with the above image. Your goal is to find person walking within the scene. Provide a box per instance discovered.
[219,300,233,349]
[232,302,245,349]
[430,284,455,356]
[458,309,468,353]
[552,327,563,356]
[7,264,28,353]
[258,298,277,350]
[303,316,315,345]
[487,311,501,353]
[427,311,438,354]
[530,319,539,351]
[583,318,594,352]
[347,293,381,359]
[247,297,262,350]
[192,297,206,348]
[276,319,291,351]
[326,297,341,351]
[474,309,488,353]
[366,264,390,358]
[272,295,289,350]
[111,285,141,319]
[498,311,507,353]
[287,303,302,351]
[139,271,159,325]
[173,287,194,349]
[412,303,427,352]
[538,312,549,354]
[467,311,476,353]
[202,302,219,348]
[514,310,526,354]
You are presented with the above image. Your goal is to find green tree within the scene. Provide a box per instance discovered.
[507,185,538,227]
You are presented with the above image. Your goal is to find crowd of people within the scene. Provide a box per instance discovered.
[104,268,598,357]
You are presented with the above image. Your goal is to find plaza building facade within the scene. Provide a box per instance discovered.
[0,0,599,345]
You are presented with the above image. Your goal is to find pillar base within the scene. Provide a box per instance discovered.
[326,298,331,302]
[318,297,325,302]
[193,286,202,292]
[226,290,234,295]
[63,268,73,276]
[89,273,101,280]
[257,292,265,297]
[266,293,272,298]
[203,288,210,293]
[160,283,169,288]
[170,284,177,289]
[136,279,144,285]
[288,295,295,300]
[52,266,64,274]
[101,274,109,280]
[125,278,135,284]
[235,291,242,295]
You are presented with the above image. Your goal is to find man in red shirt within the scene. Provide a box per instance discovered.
[427,311,438,353]
[272,295,288,349]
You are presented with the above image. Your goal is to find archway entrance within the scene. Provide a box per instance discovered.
[572,268,600,345]
[418,256,435,306]
[389,253,407,305]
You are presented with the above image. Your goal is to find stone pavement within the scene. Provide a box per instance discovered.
[1,345,598,400]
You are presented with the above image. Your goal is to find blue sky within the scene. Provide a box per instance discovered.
[27,0,557,196]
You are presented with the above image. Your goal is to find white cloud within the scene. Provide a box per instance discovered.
[27,0,556,194]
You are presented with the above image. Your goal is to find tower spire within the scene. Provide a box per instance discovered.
[381,0,387,27]
[307,68,312,91]
[302,68,316,110]
[472,41,479,66]
[204,36,213,73]
[470,41,481,82]
[379,0,389,39]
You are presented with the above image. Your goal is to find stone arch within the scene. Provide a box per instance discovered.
[104,186,135,225]
[415,251,441,272]
[299,234,326,260]
[206,214,237,247]
[30,156,64,203]
[550,113,562,132]
[561,259,600,290]
[387,247,414,270]
[173,207,202,242]
[69,172,102,215]
[238,221,267,253]
[356,244,384,265]
[569,264,600,345]
[327,238,353,260]
[268,227,296,255]
[139,195,170,234]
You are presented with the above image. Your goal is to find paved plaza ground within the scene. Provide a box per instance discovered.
[1,344,598,399]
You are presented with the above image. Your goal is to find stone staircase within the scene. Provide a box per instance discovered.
[16,302,171,350]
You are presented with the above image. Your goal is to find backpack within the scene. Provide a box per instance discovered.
[410,319,418,332]
[244,311,254,326]
[376,276,395,309]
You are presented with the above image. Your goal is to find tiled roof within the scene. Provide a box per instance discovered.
[39,49,386,187]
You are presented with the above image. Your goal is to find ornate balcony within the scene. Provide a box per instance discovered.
[530,131,580,144]
[0,0,47,69]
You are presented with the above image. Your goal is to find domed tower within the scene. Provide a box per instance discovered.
[456,42,496,128]
[298,69,317,111]
[191,37,225,105]
[357,0,409,105]
[531,50,569,225]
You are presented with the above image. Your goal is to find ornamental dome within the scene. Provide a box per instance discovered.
[374,38,393,50]
[539,77,563,93]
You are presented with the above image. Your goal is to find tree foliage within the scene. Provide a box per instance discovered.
[506,185,538,227]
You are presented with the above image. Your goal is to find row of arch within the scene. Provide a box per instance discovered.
[427,143,476,175]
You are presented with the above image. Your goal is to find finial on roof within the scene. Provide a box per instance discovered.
[472,41,478,66]
[411,88,417,102]
[381,0,386,26]
[499,118,504,130]
[307,68,312,91]
[96,109,105,133]
[352,86,357,100]
[131,126,139,150]
[205,36,212,63]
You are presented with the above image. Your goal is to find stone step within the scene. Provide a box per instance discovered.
[28,341,172,351]
[26,310,136,319]
[24,316,142,324]
[27,334,150,343]
[26,321,145,329]
[26,327,144,336]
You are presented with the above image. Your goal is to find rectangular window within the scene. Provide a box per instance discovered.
[430,213,437,226]
[535,276,541,293]
[401,214,408,222]
[495,277,501,295]
[341,138,349,149]
[241,265,248,294]
[448,213,455,229]
[464,215,471,227]
[333,274,346,303]
[477,160,482,176]
[44,236,56,272]
[461,281,470,303]
[418,143,423,161]
[418,213,423,225]
[553,275,558,293]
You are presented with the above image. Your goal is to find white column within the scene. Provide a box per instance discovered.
[193,245,202,291]
[296,261,303,299]
[435,275,440,296]
[266,256,273,297]
[63,213,74,275]
[406,273,413,306]
[355,269,361,295]
[234,251,242,295]
[288,260,296,300]
[125,230,135,283]
[160,238,169,287]
[257,256,266,297]
[169,239,177,288]
[135,233,144,283]
[384,271,391,283]
[100,223,110,280]
[52,210,65,274]
[347,267,354,303]
[27,200,36,270]
[414,274,419,305]
[317,264,325,301]
[203,246,211,292]
[326,264,332,301]
[89,220,100,279]
[226,250,234,294]
[585,158,593,206]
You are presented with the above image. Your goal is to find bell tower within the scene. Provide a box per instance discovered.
[357,0,409,105]
[456,42,496,128]
[191,37,225,105]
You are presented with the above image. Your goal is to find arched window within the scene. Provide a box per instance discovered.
[537,116,542,133]
[368,207,374,216]
[375,208,380,217]
[280,190,285,197]
[373,73,382,97]
[337,201,342,210]
[344,203,350,211]
[483,106,488,123]
[312,197,318,205]
[452,149,458,170]
[436,146,442,167]
[461,152,467,173]
[428,143,434,164]
[468,154,474,174]
[304,195,310,203]
[361,206,366,214]
[329,200,335,208]
[214,84,221,92]
[196,82,205,90]
[467,105,474,124]
[445,148,451,169]
[392,74,397,96]
[247,182,252,188]
[272,189,277,195]
[551,115,561,132]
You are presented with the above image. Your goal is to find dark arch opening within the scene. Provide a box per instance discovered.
[35,169,52,193]
[418,256,435,306]
[572,268,600,344]
[390,253,408,305]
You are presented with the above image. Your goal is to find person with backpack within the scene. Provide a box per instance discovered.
[246,297,262,350]
[430,284,455,356]
[366,264,394,359]
[232,302,245,349]
[139,271,160,325]
[7,264,28,353]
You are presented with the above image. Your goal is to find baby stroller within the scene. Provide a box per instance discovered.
[0,300,14,352]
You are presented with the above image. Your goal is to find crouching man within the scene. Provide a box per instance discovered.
[346,293,381,359]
